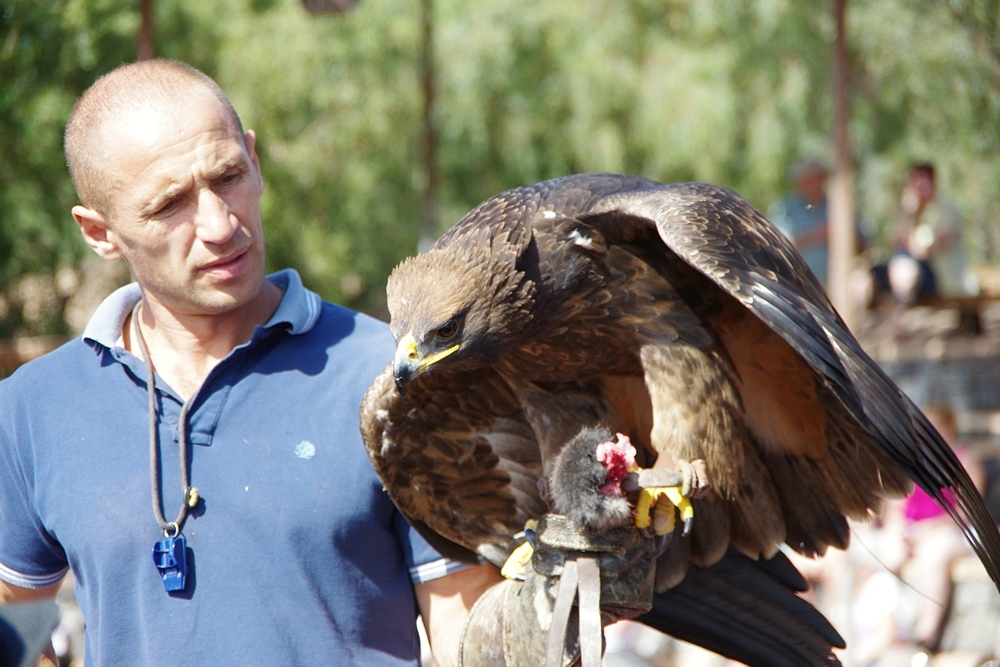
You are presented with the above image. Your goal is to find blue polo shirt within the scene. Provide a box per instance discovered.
[0,270,453,666]
[768,193,830,286]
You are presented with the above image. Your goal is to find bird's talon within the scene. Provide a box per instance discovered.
[633,457,708,535]
[652,531,673,557]
[677,458,710,499]
[634,485,693,536]
[689,459,710,499]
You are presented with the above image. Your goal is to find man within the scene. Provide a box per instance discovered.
[0,59,500,666]
[768,158,832,286]
[893,163,978,299]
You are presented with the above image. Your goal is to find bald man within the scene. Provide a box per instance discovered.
[0,60,499,667]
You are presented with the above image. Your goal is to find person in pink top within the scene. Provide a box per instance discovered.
[900,405,987,652]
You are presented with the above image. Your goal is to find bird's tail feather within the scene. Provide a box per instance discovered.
[637,547,843,667]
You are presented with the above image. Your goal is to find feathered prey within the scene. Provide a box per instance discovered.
[360,173,1000,666]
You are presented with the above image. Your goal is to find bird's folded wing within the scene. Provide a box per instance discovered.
[360,363,545,566]
[611,180,1000,585]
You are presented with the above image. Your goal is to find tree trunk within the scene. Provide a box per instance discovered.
[418,0,438,252]
[137,0,155,61]
[828,0,857,330]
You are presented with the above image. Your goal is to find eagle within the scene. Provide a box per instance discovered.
[360,173,1000,666]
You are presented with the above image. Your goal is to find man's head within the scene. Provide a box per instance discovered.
[66,60,246,218]
[66,59,269,317]
[908,162,936,206]
[789,158,829,205]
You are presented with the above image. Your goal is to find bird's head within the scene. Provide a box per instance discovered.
[386,229,536,393]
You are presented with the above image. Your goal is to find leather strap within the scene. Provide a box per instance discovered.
[543,553,604,667]
[576,555,602,667]
[545,557,579,667]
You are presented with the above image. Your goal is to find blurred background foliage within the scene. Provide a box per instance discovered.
[2,0,1000,336]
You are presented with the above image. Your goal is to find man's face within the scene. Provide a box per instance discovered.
[92,92,267,317]
[796,170,827,204]
[910,170,935,206]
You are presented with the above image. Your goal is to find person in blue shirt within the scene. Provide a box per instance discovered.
[768,158,832,287]
[0,59,502,667]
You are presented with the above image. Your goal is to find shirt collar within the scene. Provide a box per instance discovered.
[261,268,323,334]
[82,269,323,349]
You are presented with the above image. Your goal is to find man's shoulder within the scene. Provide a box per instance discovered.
[261,299,393,382]
[316,300,389,330]
[0,337,96,391]
[265,269,391,346]
[0,338,101,426]
[306,301,393,347]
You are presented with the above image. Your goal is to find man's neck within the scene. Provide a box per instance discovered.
[124,280,283,400]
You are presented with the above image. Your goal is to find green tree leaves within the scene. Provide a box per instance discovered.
[2,0,1000,332]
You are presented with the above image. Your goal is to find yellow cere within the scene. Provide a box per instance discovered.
[399,334,419,362]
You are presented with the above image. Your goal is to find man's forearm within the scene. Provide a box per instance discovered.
[416,563,504,667]
[0,578,63,667]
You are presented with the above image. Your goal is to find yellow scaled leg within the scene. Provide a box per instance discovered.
[634,485,694,536]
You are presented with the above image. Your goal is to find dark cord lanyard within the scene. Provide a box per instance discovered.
[131,302,199,538]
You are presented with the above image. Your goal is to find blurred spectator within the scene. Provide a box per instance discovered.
[769,158,833,286]
[845,405,987,666]
[897,405,986,652]
[874,164,979,304]
[789,404,989,666]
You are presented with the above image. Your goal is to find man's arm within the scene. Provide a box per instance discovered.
[415,563,504,667]
[0,579,62,604]
[0,577,63,667]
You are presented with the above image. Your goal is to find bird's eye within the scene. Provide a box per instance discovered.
[436,320,458,339]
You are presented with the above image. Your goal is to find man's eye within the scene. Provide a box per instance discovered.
[436,320,458,339]
[155,199,177,215]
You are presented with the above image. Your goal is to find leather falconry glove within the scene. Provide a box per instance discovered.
[458,514,659,667]
[460,427,695,667]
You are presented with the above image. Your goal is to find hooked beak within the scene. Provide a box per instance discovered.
[392,333,460,394]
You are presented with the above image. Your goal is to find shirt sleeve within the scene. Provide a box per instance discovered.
[768,200,795,239]
[392,510,471,584]
[0,420,69,588]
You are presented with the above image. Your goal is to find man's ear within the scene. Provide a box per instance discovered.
[244,129,264,193]
[72,205,122,261]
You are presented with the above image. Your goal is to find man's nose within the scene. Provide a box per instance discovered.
[194,190,238,244]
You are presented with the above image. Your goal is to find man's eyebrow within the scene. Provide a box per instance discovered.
[141,180,187,212]
[209,156,247,179]
[139,153,249,215]
[161,180,188,198]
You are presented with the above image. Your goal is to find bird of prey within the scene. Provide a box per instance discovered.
[360,173,1000,665]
